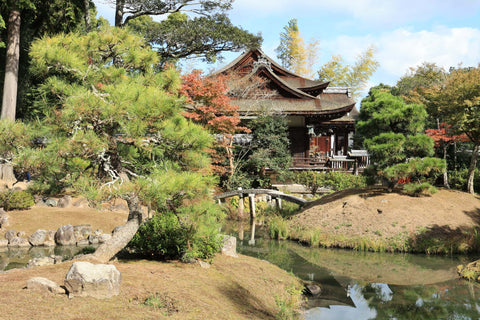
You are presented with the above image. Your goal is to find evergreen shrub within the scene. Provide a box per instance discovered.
[449,168,480,192]
[0,190,35,211]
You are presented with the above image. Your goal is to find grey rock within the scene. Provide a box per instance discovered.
[17,231,26,238]
[73,224,92,241]
[88,235,99,245]
[57,195,72,208]
[5,229,16,241]
[64,262,121,299]
[27,277,65,294]
[8,237,31,247]
[94,229,103,236]
[221,235,238,258]
[29,229,48,246]
[0,239,8,247]
[55,225,76,246]
[45,199,58,207]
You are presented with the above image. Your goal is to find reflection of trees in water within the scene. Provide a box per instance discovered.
[360,281,480,319]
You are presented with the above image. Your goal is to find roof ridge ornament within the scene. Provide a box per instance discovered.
[252,55,272,73]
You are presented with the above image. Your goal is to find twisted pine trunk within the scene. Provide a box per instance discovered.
[87,195,143,263]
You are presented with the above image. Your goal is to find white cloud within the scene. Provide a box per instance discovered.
[323,26,480,85]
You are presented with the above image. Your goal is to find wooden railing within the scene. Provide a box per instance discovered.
[291,152,370,174]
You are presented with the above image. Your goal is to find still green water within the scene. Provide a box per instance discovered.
[228,222,480,320]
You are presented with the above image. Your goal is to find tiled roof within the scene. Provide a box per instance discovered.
[212,49,356,117]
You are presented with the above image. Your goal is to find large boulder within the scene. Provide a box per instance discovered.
[27,277,65,294]
[64,262,121,299]
[55,224,76,246]
[29,229,48,246]
[221,235,238,258]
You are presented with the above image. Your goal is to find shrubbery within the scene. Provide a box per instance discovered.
[0,190,35,211]
[295,171,367,195]
[128,208,223,261]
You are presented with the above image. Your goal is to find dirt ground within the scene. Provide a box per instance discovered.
[290,187,480,249]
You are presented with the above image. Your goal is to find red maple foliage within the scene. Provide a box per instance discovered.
[425,123,468,147]
[180,70,250,176]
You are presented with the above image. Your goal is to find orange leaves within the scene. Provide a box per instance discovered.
[180,70,247,135]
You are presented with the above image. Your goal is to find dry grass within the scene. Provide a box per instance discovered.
[2,204,128,236]
[0,255,302,320]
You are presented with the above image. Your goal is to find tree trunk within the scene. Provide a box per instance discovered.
[443,142,449,189]
[87,195,143,263]
[84,0,91,32]
[1,9,21,121]
[115,0,125,27]
[467,143,479,195]
[0,164,16,182]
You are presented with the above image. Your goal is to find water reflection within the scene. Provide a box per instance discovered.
[225,221,480,320]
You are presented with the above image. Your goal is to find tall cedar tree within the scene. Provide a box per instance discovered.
[181,70,249,177]
[10,26,223,262]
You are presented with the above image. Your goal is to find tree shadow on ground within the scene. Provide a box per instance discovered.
[409,220,480,254]
[218,281,276,320]
[301,186,396,211]
[463,208,480,226]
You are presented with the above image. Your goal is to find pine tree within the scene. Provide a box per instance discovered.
[11,26,223,261]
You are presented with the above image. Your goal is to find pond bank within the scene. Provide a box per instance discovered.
[288,188,480,254]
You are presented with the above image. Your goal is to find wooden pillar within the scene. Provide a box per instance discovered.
[275,197,282,210]
[237,187,245,220]
[248,219,256,246]
[248,194,256,219]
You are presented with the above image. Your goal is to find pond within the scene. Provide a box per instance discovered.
[0,245,94,271]
[226,221,480,320]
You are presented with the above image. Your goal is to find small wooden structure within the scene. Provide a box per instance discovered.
[214,188,307,220]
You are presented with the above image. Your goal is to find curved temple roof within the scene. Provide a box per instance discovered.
[212,49,356,120]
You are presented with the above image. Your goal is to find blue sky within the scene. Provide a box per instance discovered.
[94,0,480,97]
